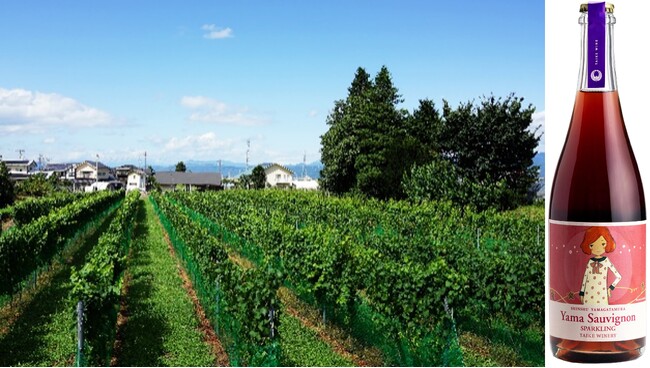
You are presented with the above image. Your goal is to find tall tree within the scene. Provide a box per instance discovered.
[408,99,443,159]
[353,66,409,199]
[0,161,15,208]
[320,67,540,207]
[320,67,371,194]
[175,161,187,172]
[321,66,422,199]
[439,94,540,208]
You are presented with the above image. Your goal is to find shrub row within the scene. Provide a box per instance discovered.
[0,190,123,295]
[151,193,283,366]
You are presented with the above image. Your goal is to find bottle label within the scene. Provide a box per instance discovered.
[588,2,606,88]
[549,220,646,341]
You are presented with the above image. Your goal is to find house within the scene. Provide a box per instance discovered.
[1,159,37,181]
[42,163,76,180]
[263,163,294,188]
[126,171,146,192]
[154,171,222,191]
[75,160,112,181]
[115,164,139,185]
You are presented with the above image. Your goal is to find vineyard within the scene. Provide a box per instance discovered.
[0,189,543,367]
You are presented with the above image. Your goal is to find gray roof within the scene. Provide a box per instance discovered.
[116,164,138,171]
[2,159,36,165]
[155,171,222,186]
[43,163,73,171]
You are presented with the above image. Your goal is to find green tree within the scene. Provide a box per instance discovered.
[16,173,54,197]
[47,173,62,191]
[408,99,443,159]
[175,161,187,172]
[321,66,414,199]
[251,165,267,189]
[146,166,160,191]
[0,161,16,208]
[402,156,510,211]
[238,174,252,189]
[320,67,371,194]
[353,66,410,199]
[439,94,540,208]
[320,67,540,207]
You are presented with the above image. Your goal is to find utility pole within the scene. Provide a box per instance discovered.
[302,151,307,179]
[144,151,147,190]
[246,139,251,170]
[16,149,25,160]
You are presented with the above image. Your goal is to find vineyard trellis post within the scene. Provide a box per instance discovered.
[76,300,84,367]
[268,305,276,338]
[215,279,220,335]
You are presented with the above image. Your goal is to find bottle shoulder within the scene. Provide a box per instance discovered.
[550,92,645,222]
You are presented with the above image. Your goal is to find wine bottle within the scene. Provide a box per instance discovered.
[549,2,646,363]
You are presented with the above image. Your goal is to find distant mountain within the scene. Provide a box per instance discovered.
[148,153,543,181]
[151,160,324,179]
[533,152,545,178]
[285,162,324,179]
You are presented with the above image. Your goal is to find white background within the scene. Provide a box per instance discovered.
[546,0,650,366]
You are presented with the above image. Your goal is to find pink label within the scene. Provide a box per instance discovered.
[549,220,646,341]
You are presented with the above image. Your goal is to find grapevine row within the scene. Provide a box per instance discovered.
[0,190,123,295]
[150,193,283,366]
[169,190,544,365]
[12,192,83,226]
[70,190,141,366]
[71,190,140,308]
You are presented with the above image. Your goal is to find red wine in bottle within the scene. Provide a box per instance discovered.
[549,2,646,363]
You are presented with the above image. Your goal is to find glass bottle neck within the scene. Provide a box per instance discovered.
[578,8,617,91]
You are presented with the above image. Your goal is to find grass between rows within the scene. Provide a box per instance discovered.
[0,208,116,367]
[458,315,544,367]
[279,313,353,367]
[112,199,216,367]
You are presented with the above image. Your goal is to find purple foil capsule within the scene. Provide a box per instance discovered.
[587,2,606,88]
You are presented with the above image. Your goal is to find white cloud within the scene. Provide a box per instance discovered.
[530,110,545,152]
[180,95,268,126]
[43,137,56,144]
[202,24,233,39]
[163,132,238,156]
[0,87,115,133]
[308,109,319,118]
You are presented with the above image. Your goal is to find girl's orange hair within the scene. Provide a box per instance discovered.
[580,226,616,255]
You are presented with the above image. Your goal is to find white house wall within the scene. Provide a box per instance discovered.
[127,173,145,191]
[265,166,293,187]
[75,162,110,180]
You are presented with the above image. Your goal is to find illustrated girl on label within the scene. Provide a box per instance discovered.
[579,226,622,305]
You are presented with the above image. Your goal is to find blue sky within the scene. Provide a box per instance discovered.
[0,0,544,167]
